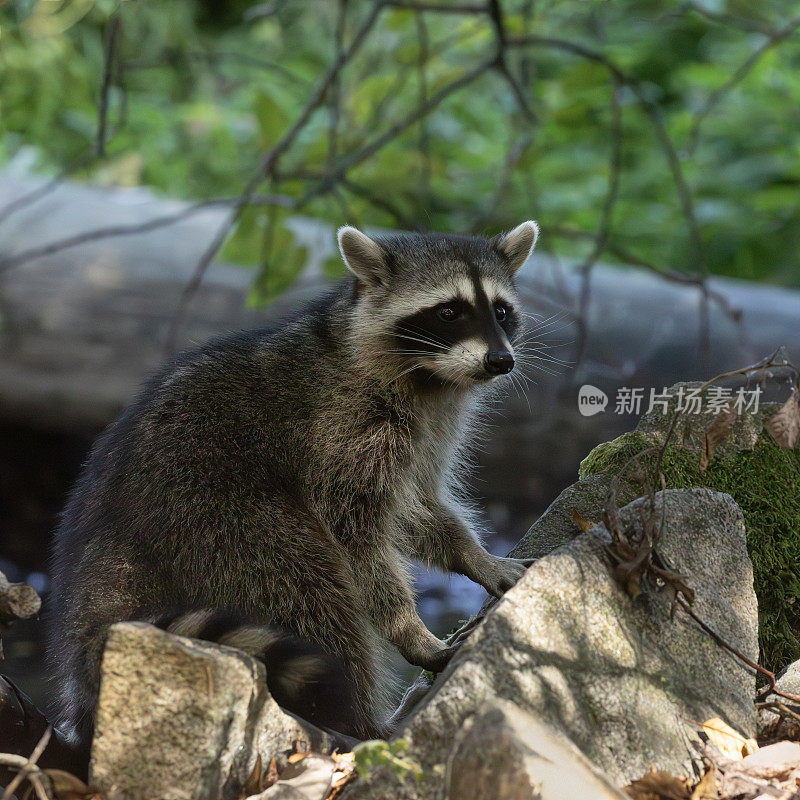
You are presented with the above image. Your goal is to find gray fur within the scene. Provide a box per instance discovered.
[47,225,538,743]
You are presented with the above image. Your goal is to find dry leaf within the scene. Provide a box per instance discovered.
[287,752,308,764]
[328,752,356,799]
[240,755,279,797]
[700,403,737,471]
[572,507,596,532]
[766,387,800,449]
[689,765,717,800]
[611,535,652,600]
[701,717,758,760]
[44,769,98,800]
[624,765,692,799]
[241,754,265,797]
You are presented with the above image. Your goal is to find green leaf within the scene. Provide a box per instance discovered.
[254,88,289,148]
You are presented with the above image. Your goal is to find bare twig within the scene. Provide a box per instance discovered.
[471,131,533,229]
[506,33,714,362]
[415,11,432,204]
[124,49,312,85]
[386,1,489,13]
[341,178,418,229]
[546,227,743,330]
[300,55,498,202]
[96,13,122,158]
[677,595,800,706]
[687,15,800,153]
[487,0,535,122]
[698,346,798,392]
[1,727,53,800]
[0,151,95,228]
[682,2,775,35]
[600,361,800,707]
[0,195,296,276]
[756,700,800,727]
[506,36,706,273]
[572,80,622,369]
[327,0,349,168]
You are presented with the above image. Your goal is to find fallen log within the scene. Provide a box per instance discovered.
[0,571,41,660]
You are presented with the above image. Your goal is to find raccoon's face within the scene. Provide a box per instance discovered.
[339,222,538,388]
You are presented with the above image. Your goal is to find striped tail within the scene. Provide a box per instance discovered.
[150,609,362,737]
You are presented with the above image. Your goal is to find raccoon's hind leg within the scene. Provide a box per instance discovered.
[267,538,395,741]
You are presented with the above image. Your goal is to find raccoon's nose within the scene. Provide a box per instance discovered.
[484,350,515,375]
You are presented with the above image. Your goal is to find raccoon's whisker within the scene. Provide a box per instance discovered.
[523,350,574,367]
[514,339,572,359]
[513,337,559,350]
[517,351,565,371]
[526,361,562,377]
[376,350,436,357]
[389,363,425,383]
[515,331,573,347]
[519,310,574,333]
[511,366,534,386]
[510,372,533,413]
[524,319,575,338]
[528,353,574,369]
[519,309,570,326]
[516,338,574,351]
[395,332,449,351]
[396,325,448,345]
[514,366,540,389]
[506,370,522,399]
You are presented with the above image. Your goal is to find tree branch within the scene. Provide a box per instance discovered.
[687,15,800,153]
[96,13,122,158]
[299,55,497,203]
[0,195,296,275]
[487,0,535,122]
[386,1,489,13]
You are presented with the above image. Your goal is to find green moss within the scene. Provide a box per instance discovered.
[353,739,424,784]
[578,432,654,482]
[580,430,800,672]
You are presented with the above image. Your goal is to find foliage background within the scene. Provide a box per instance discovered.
[1,0,800,300]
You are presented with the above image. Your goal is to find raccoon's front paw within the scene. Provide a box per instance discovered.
[482,555,534,599]
[400,629,458,674]
[416,643,458,674]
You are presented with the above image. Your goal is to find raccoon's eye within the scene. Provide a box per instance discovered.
[437,305,460,322]
[494,304,508,322]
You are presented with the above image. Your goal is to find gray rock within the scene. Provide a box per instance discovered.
[757,659,800,742]
[507,473,613,562]
[446,699,628,800]
[90,622,337,800]
[253,788,308,800]
[776,659,800,695]
[401,489,757,789]
[249,756,335,800]
[634,380,773,454]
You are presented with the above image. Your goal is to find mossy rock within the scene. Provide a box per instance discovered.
[578,384,800,672]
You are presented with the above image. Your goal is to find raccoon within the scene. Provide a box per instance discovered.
[47,220,539,746]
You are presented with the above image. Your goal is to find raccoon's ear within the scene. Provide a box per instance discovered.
[338,226,389,287]
[494,220,539,274]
